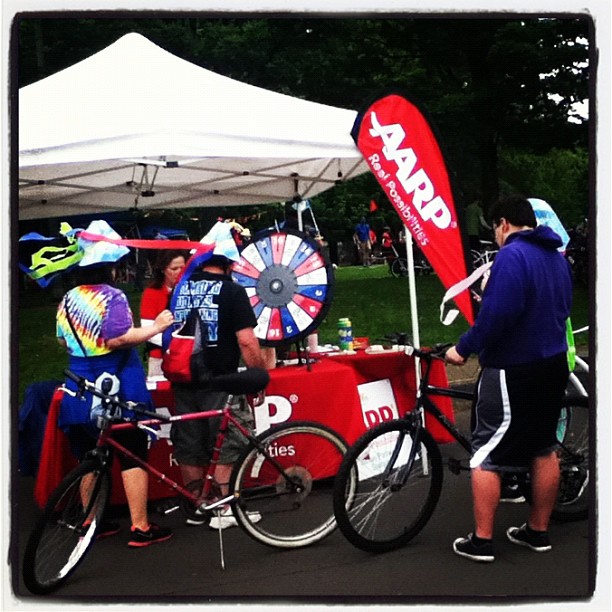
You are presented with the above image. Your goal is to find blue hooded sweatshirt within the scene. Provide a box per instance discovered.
[456,225,572,368]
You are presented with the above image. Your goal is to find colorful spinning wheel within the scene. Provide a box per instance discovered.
[232,229,334,346]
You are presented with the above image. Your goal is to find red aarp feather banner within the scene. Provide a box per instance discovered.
[351,92,474,324]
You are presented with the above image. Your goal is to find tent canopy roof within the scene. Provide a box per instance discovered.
[19,32,367,220]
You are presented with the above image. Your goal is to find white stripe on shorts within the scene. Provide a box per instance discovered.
[470,369,512,469]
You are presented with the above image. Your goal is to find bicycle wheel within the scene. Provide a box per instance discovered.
[231,421,351,548]
[552,396,590,521]
[333,419,443,553]
[23,460,111,595]
[390,257,409,278]
[470,249,483,268]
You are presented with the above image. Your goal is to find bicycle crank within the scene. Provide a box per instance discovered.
[276,466,313,508]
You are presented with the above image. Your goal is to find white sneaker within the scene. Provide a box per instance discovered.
[209,506,261,530]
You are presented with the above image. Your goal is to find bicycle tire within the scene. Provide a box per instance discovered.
[22,459,111,595]
[390,258,409,278]
[230,421,352,548]
[516,395,590,522]
[333,419,443,553]
[551,396,590,521]
[470,249,483,268]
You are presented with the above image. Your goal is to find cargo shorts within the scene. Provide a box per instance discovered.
[170,384,254,466]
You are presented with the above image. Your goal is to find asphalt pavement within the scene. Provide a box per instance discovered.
[8,408,595,609]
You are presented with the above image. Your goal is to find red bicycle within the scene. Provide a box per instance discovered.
[23,368,352,594]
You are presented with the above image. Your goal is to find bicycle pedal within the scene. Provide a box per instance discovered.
[448,458,468,475]
[156,498,180,515]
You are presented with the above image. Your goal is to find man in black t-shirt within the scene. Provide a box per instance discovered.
[170,252,266,529]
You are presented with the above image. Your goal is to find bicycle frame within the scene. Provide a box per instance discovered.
[85,396,292,515]
[379,350,470,490]
[416,389,472,454]
[408,343,589,469]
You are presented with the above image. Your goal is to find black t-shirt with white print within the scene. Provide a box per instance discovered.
[175,270,257,376]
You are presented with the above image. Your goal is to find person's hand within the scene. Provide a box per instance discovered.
[153,309,174,332]
[445,345,467,366]
[249,390,266,407]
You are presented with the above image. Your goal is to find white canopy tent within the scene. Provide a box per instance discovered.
[18,32,368,220]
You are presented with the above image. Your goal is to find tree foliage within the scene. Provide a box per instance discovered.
[15,14,591,235]
[499,147,589,226]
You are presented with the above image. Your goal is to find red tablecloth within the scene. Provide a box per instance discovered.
[34,351,456,506]
[322,350,455,443]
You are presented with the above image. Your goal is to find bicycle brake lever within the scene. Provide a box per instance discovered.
[136,424,159,441]
[59,385,78,398]
[432,343,453,358]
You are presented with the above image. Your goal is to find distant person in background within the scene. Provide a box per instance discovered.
[282,203,300,231]
[353,217,372,267]
[466,198,491,251]
[369,227,378,252]
[381,226,394,271]
[140,250,187,377]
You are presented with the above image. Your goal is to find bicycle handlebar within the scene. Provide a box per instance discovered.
[380,334,452,362]
[62,369,165,422]
[406,343,453,361]
[62,367,270,423]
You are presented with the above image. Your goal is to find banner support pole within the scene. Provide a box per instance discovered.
[404,226,427,461]
[404,226,421,350]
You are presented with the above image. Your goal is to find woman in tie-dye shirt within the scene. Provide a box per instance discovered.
[56,261,175,546]
[57,282,133,357]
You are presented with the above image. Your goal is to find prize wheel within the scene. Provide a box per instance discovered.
[232,229,334,347]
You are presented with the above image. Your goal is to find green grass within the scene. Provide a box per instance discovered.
[318,265,471,346]
[318,264,589,349]
[15,264,590,404]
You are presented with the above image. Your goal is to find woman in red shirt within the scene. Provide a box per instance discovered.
[140,250,187,376]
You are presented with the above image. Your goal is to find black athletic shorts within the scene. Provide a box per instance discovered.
[470,352,569,472]
[67,424,148,471]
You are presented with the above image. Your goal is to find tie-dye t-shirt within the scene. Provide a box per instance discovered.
[57,284,133,356]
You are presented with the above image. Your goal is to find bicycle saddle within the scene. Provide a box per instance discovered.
[209,368,270,394]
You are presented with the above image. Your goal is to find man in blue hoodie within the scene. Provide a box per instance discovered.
[446,194,573,563]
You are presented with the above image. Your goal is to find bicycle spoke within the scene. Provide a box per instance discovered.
[334,421,443,552]
[23,461,110,594]
[552,399,589,521]
[232,422,351,548]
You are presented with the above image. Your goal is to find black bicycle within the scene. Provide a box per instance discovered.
[332,343,590,553]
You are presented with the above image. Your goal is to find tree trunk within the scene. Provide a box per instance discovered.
[480,131,500,215]
[34,21,45,76]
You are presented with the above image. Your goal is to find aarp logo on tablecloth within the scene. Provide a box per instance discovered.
[358,379,400,429]
[253,395,294,434]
